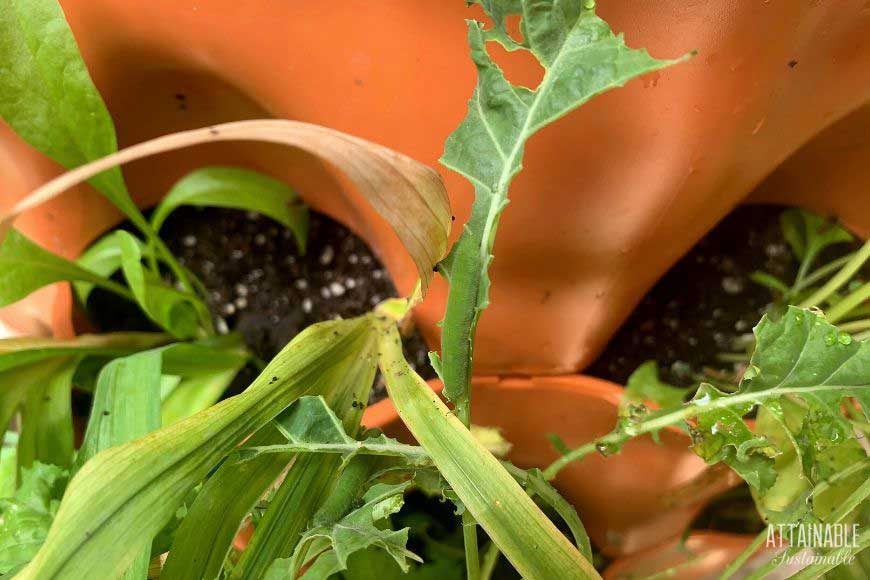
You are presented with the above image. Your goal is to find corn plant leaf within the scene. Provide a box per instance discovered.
[0,462,67,575]
[377,320,598,579]
[159,369,239,427]
[159,426,291,580]
[18,316,378,579]
[74,350,162,472]
[111,230,208,339]
[0,0,137,220]
[151,166,310,253]
[510,466,592,561]
[73,349,165,580]
[437,1,688,410]
[0,229,129,308]
[230,355,378,580]
[164,341,374,580]
[18,360,77,470]
[10,120,451,291]
[0,431,18,500]
[0,332,168,374]
[279,481,421,580]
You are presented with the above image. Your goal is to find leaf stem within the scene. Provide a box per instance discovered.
[717,528,766,580]
[826,280,870,323]
[480,541,500,580]
[542,384,861,480]
[463,510,481,580]
[95,277,137,304]
[791,253,853,294]
[798,241,870,310]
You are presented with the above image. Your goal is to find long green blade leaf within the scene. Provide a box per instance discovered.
[230,362,378,579]
[151,166,309,253]
[18,360,77,470]
[378,322,598,579]
[0,333,168,374]
[0,229,133,308]
[19,315,377,579]
[159,425,291,580]
[7,120,451,291]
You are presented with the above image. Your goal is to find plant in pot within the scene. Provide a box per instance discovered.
[0,1,868,579]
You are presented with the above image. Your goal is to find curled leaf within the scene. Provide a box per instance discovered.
[1,120,451,292]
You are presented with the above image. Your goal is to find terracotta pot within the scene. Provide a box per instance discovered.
[2,1,868,371]
[603,531,764,580]
[363,375,738,558]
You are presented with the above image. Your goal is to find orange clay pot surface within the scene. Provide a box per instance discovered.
[1,1,868,369]
[362,376,738,558]
[603,532,763,580]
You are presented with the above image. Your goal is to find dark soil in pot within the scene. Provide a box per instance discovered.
[85,207,435,404]
[587,204,855,388]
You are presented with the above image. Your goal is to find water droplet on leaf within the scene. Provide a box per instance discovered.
[838,332,852,346]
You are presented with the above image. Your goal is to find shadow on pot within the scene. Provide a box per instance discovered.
[603,531,766,580]
[363,375,741,558]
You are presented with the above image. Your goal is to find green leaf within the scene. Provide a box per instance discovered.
[14,120,451,293]
[750,271,792,295]
[0,462,67,574]
[112,230,209,339]
[0,229,133,308]
[159,425,291,580]
[280,481,421,579]
[437,1,688,412]
[0,431,18,500]
[341,547,465,580]
[18,359,77,470]
[0,359,71,456]
[74,350,162,472]
[624,361,686,409]
[686,307,869,521]
[73,233,152,305]
[237,397,430,467]
[151,166,309,253]
[73,349,165,580]
[159,369,239,427]
[0,0,138,219]
[512,466,592,561]
[780,209,853,264]
[230,368,379,580]
[18,316,379,579]
[0,332,168,374]
[377,319,597,579]
[544,307,870,514]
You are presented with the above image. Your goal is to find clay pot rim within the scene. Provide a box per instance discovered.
[363,372,674,432]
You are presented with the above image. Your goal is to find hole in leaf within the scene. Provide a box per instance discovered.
[485,40,545,90]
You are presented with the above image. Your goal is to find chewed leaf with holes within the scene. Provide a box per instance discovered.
[273,481,420,580]
[688,307,869,523]
[437,1,689,407]
[236,396,430,467]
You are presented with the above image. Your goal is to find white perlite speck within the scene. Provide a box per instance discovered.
[319,245,335,265]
